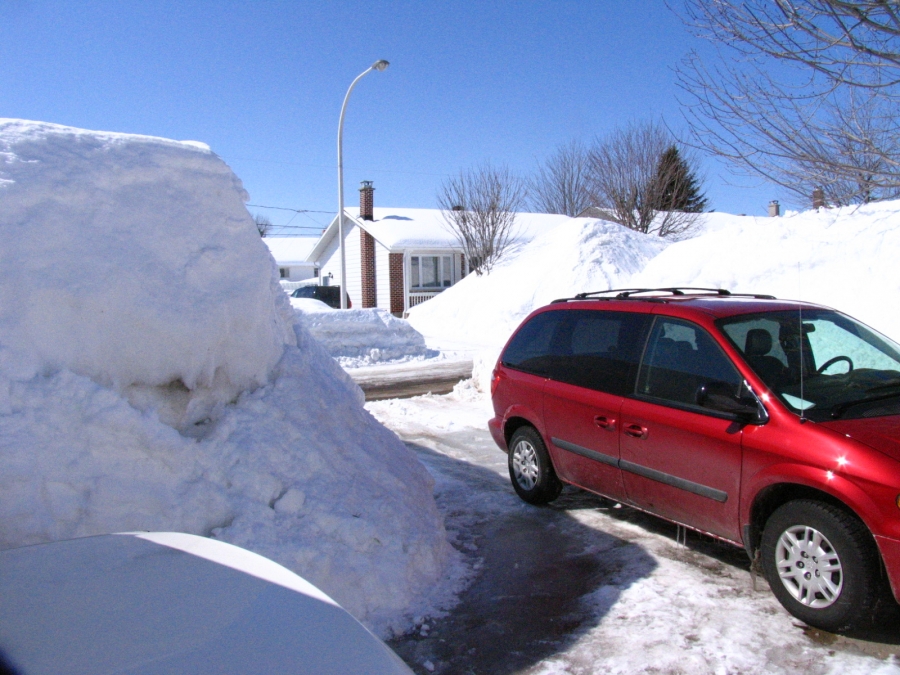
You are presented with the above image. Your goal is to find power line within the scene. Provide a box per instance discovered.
[247,203,335,214]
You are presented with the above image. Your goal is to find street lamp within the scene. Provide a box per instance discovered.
[337,59,390,309]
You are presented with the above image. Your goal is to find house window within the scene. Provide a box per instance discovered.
[411,255,453,289]
[279,267,289,279]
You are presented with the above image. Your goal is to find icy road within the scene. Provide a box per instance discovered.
[367,383,900,675]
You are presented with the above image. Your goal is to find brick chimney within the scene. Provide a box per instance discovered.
[768,200,780,217]
[360,181,374,221]
[812,187,825,209]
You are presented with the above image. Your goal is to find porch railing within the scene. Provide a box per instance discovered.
[407,290,442,309]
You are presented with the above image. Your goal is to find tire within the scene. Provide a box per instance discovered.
[508,426,562,505]
[761,499,881,632]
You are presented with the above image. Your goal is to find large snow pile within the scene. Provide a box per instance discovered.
[408,219,667,348]
[630,202,900,339]
[0,120,452,636]
[291,298,436,367]
[407,218,667,387]
[409,206,900,389]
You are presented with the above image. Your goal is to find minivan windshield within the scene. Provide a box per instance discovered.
[717,309,900,421]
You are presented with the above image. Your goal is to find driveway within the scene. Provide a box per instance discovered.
[367,388,900,675]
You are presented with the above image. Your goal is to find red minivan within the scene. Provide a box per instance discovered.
[489,288,900,632]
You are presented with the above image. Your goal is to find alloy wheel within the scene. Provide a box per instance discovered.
[511,440,539,491]
[775,524,843,608]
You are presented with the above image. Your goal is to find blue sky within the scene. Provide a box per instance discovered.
[0,1,778,234]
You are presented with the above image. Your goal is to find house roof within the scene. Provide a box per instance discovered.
[306,207,574,262]
[263,236,320,266]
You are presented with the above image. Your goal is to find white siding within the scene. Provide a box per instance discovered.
[317,234,341,285]
[343,226,362,308]
[316,225,362,307]
[283,263,318,281]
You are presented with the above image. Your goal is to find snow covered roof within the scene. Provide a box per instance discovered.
[264,236,320,266]
[307,207,574,262]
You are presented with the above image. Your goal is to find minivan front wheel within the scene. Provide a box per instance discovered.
[508,427,562,505]
[761,499,881,632]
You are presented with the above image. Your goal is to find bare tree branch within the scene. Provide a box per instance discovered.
[253,213,273,237]
[585,121,707,239]
[528,139,592,216]
[437,163,526,275]
[674,0,900,205]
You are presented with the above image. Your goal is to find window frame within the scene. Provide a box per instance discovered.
[634,315,749,419]
[409,253,456,290]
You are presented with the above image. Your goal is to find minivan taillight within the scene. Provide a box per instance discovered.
[491,369,501,396]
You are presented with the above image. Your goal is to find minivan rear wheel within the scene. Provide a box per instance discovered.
[761,499,881,632]
[508,427,562,505]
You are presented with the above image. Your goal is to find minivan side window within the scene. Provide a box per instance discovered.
[548,310,650,395]
[637,317,743,407]
[501,309,650,394]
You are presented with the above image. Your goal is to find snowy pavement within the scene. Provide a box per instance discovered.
[367,384,900,675]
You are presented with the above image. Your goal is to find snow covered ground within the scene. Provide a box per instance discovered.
[369,386,900,675]
[0,120,454,637]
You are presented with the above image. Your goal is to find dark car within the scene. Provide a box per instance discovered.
[290,285,351,309]
[489,287,900,632]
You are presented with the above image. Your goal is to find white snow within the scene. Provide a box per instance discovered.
[315,207,572,252]
[290,299,437,368]
[407,217,668,387]
[630,203,900,340]
[0,119,453,637]
[263,235,320,266]
[408,205,900,390]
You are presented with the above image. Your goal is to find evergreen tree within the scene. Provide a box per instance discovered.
[653,145,708,213]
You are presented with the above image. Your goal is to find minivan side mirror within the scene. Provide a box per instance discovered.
[696,381,763,421]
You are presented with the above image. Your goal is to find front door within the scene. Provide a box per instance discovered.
[619,317,744,541]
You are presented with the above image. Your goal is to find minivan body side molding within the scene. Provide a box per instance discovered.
[552,437,729,503]
[551,437,618,467]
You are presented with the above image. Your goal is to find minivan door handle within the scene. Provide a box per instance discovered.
[594,415,616,431]
[624,423,648,439]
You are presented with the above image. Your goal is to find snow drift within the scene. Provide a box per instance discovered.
[630,203,900,340]
[0,120,452,636]
[291,298,435,367]
[409,206,900,389]
[408,218,665,351]
[407,218,667,388]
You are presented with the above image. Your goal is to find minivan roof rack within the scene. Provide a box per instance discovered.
[551,288,777,303]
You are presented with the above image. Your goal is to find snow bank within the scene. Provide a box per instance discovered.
[0,120,452,636]
[630,203,900,339]
[410,205,900,390]
[291,299,435,368]
[0,120,292,425]
[407,218,667,388]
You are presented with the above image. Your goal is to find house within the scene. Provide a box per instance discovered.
[306,182,573,315]
[307,182,468,315]
[263,235,320,283]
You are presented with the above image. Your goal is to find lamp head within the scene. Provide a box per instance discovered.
[372,60,390,72]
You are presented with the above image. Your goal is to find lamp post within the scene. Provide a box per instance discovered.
[337,59,389,309]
